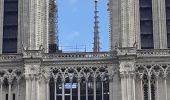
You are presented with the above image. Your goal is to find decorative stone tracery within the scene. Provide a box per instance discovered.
[42,65,112,100]
[135,63,170,100]
[0,68,23,100]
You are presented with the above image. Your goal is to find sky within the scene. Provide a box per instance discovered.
[57,0,110,52]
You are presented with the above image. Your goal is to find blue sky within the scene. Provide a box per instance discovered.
[57,0,110,52]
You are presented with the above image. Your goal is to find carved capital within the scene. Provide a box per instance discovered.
[109,74,114,82]
[77,78,81,83]
[45,78,50,84]
[61,78,65,83]
[119,61,135,73]
[0,77,4,85]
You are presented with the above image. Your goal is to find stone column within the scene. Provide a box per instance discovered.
[0,78,4,100]
[120,0,138,47]
[164,75,168,100]
[100,74,105,100]
[136,0,141,49]
[156,0,167,49]
[70,80,72,100]
[135,74,144,100]
[109,75,114,100]
[54,79,57,100]
[8,83,12,100]
[120,73,127,100]
[93,78,96,100]
[17,0,23,53]
[86,79,88,100]
[24,50,42,100]
[25,76,30,100]
[127,74,130,100]
[25,0,49,51]
[148,75,152,100]
[62,79,65,100]
[17,79,20,100]
[119,61,136,100]
[31,75,36,100]
[77,78,81,100]
[120,0,129,47]
[140,75,144,100]
[46,79,50,100]
[22,0,30,49]
[132,75,136,100]
[101,80,104,100]
[36,77,40,100]
[155,75,159,100]
[152,0,167,49]
[0,82,2,100]
[8,80,12,100]
[109,0,121,51]
[152,0,160,49]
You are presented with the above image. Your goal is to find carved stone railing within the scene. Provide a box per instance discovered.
[117,47,136,56]
[0,54,23,62]
[23,50,43,58]
[137,49,170,57]
[43,52,115,60]
[1,49,170,62]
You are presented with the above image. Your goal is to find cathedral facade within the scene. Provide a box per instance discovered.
[0,0,170,100]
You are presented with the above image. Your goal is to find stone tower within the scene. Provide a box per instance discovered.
[109,0,169,50]
[0,0,49,54]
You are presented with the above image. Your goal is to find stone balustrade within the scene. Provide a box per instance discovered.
[137,49,170,57]
[1,49,170,62]
[43,52,114,60]
[0,54,22,61]
[23,50,43,58]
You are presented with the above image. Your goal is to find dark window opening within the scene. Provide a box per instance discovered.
[3,0,18,53]
[143,74,156,100]
[166,0,170,48]
[139,0,152,7]
[50,77,109,100]
[13,94,15,100]
[6,94,8,100]
[139,0,154,49]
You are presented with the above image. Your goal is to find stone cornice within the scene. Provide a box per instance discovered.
[0,62,23,68]
[43,52,116,61]
[1,49,170,67]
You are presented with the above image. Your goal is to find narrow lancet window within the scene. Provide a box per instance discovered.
[3,0,18,53]
[166,0,170,48]
[139,0,154,49]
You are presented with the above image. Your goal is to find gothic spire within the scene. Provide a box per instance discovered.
[93,0,100,52]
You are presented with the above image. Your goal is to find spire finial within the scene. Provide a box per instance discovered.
[93,0,100,52]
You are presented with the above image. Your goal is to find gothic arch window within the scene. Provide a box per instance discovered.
[142,74,156,100]
[49,67,109,100]
[139,0,154,49]
[136,65,157,100]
